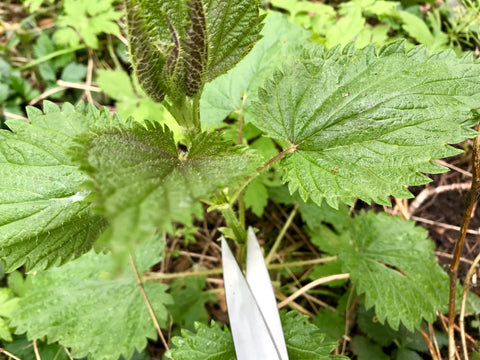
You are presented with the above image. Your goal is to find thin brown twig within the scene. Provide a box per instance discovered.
[63,347,74,360]
[435,251,474,265]
[143,256,337,281]
[33,339,41,360]
[56,80,101,92]
[439,313,462,360]
[448,134,480,360]
[0,347,22,360]
[460,251,480,360]
[409,183,472,216]
[421,327,440,360]
[410,215,480,236]
[129,255,169,351]
[435,159,472,178]
[0,111,28,121]
[28,87,65,105]
[429,322,442,360]
[275,291,314,316]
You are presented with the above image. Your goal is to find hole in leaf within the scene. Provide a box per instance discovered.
[376,260,407,277]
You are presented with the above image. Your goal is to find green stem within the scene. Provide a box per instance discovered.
[229,144,297,205]
[141,256,337,281]
[219,202,247,244]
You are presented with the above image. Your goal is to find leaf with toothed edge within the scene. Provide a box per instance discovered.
[124,0,264,102]
[252,41,480,208]
[74,120,261,251]
[165,311,347,360]
[0,101,107,272]
[311,210,449,331]
[10,234,173,360]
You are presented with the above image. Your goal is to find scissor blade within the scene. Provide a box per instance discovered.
[246,227,289,360]
[221,236,282,360]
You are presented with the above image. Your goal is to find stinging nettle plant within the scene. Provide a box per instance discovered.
[2,0,480,359]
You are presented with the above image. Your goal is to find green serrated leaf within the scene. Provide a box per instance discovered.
[200,12,312,127]
[0,101,107,272]
[0,288,18,341]
[165,321,236,360]
[168,276,216,329]
[125,0,263,102]
[75,122,260,250]
[312,308,345,343]
[10,235,172,360]
[244,179,269,216]
[253,41,480,207]
[282,311,346,359]
[166,311,346,360]
[351,335,389,360]
[311,210,449,331]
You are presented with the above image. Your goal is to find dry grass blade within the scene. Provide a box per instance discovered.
[277,273,350,309]
[129,255,169,351]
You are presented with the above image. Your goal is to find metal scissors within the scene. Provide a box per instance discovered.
[221,227,289,360]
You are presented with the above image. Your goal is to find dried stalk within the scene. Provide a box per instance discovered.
[459,251,480,360]
[448,134,480,360]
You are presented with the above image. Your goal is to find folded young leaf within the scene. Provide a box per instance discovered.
[124,0,263,102]
[165,311,347,360]
[0,102,107,272]
[10,235,172,360]
[75,122,260,249]
[253,41,480,207]
[311,210,449,331]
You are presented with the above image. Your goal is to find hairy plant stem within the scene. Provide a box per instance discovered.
[141,256,338,281]
[218,201,247,245]
[229,143,297,206]
[163,95,202,144]
[448,133,480,360]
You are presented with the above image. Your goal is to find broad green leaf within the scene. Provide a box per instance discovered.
[351,336,389,360]
[282,311,347,359]
[124,0,263,102]
[0,288,18,341]
[75,121,260,249]
[200,12,312,127]
[0,101,107,272]
[244,179,269,216]
[312,308,345,343]
[168,276,216,329]
[10,235,172,360]
[165,321,236,360]
[165,311,346,360]
[253,42,480,207]
[311,210,449,330]
[4,335,70,360]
